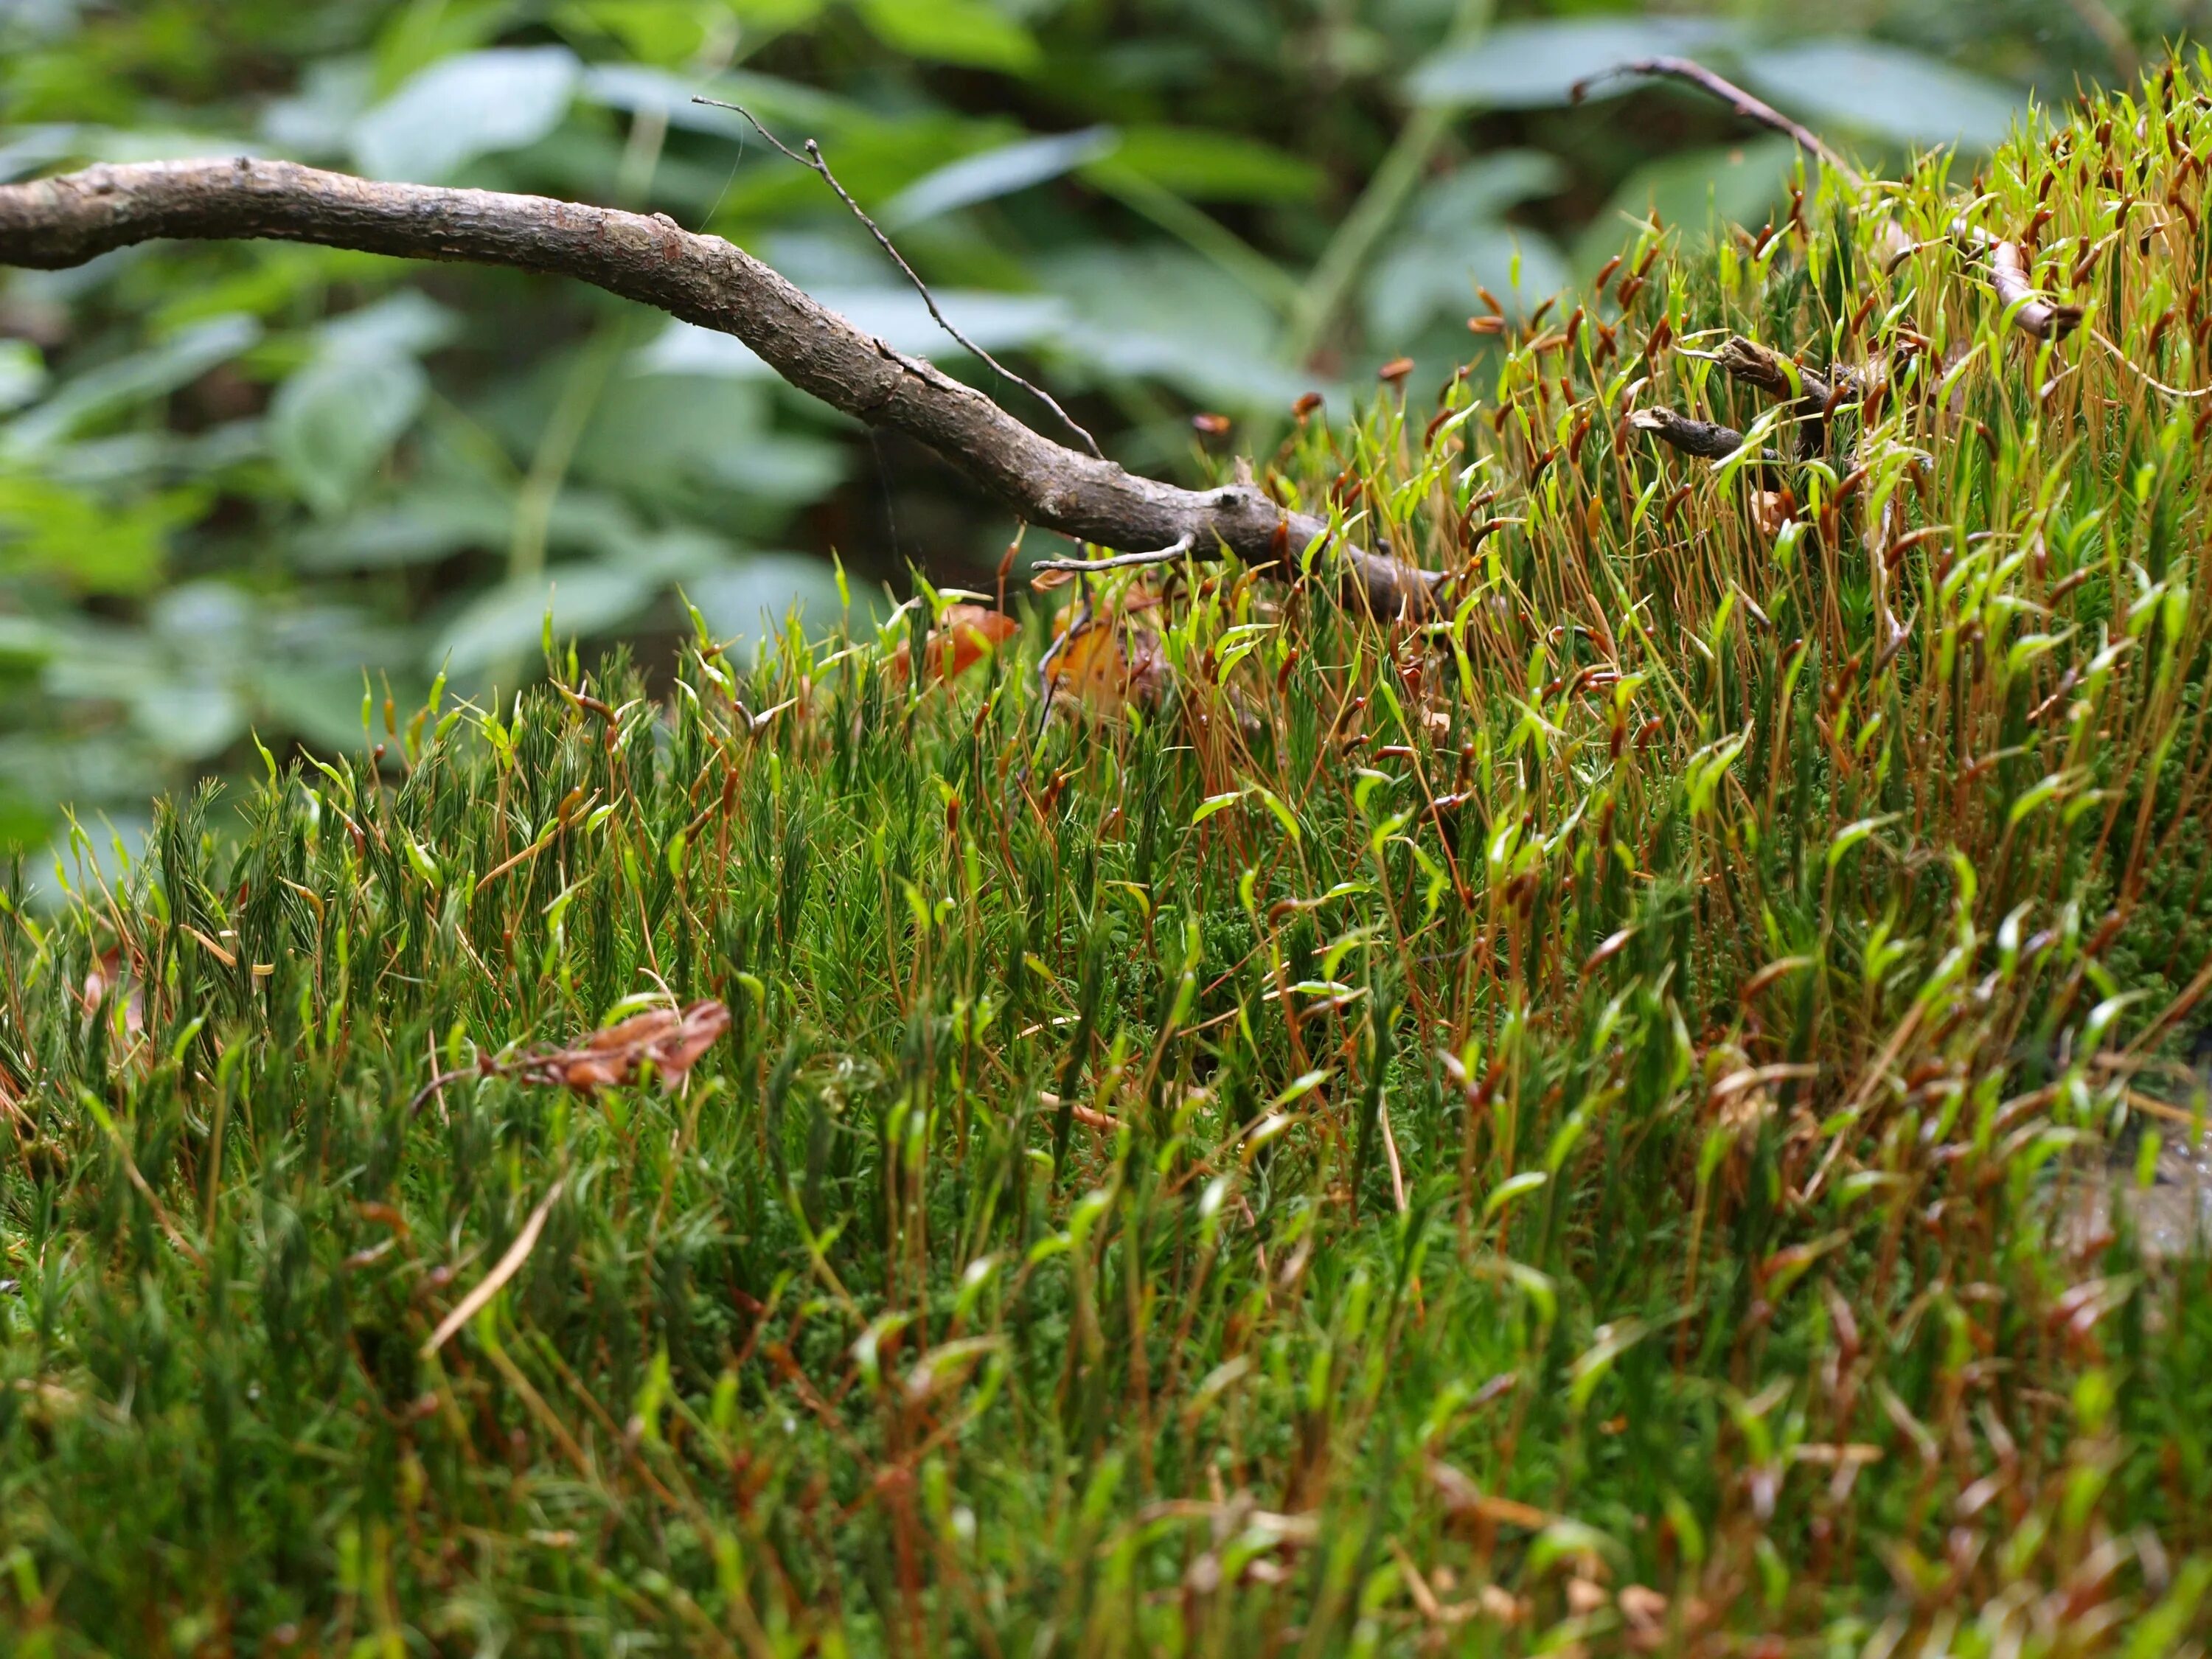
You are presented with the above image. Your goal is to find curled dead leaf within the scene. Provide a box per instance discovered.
[413,998,731,1113]
[1750,488,1798,538]
[557,999,731,1093]
[1045,594,1168,715]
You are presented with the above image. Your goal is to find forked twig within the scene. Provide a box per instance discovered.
[1034,532,1197,574]
[1571,56,1863,189]
[693,96,1104,459]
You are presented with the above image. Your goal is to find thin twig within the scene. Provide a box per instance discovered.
[1034,532,1196,574]
[692,96,1104,459]
[1034,576,1095,742]
[2093,327,2212,398]
[1572,57,1863,189]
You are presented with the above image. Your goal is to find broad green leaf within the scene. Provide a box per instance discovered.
[316,291,460,359]
[352,46,581,181]
[1365,159,1571,340]
[1739,40,2025,151]
[297,490,515,571]
[252,664,386,752]
[580,63,774,137]
[857,0,1040,72]
[561,0,716,64]
[4,314,261,456]
[0,472,201,594]
[0,341,49,413]
[271,352,427,519]
[1572,137,1798,275]
[1089,127,1322,203]
[1410,17,1741,109]
[638,289,1068,378]
[0,125,86,184]
[0,614,58,680]
[1043,246,1318,409]
[132,679,247,762]
[686,554,847,660]
[573,375,844,507]
[434,565,658,675]
[260,57,376,158]
[884,127,1118,228]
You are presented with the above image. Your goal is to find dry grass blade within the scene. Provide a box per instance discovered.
[422,1178,565,1357]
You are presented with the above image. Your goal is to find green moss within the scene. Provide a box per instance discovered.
[10,63,2212,1657]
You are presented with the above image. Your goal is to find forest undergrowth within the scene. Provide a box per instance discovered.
[9,59,2212,1659]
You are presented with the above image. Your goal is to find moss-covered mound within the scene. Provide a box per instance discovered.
[9,64,2212,1658]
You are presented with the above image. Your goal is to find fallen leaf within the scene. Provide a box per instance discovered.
[1044,594,1168,714]
[894,604,1018,684]
[1751,487,1798,538]
[554,998,731,1093]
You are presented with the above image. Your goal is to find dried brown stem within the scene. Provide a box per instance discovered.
[0,158,1441,621]
[1576,58,1916,271]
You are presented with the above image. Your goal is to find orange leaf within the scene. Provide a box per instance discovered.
[1045,598,1167,714]
[894,603,1018,684]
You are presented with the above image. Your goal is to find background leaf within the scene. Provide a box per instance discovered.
[884,127,1119,228]
[1739,39,2028,150]
[271,353,427,519]
[350,46,581,181]
[434,566,657,675]
[1088,127,1323,202]
[857,0,1040,72]
[1410,17,1742,109]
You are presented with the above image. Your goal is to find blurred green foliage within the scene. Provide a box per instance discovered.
[0,0,2192,869]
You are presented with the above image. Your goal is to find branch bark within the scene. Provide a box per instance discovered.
[0,158,1441,619]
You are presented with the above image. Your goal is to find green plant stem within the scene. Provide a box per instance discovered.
[495,319,626,686]
[1088,164,1303,317]
[1284,0,1493,367]
[505,321,625,594]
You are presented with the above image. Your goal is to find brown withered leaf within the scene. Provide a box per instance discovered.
[412,998,731,1113]
[893,604,1018,685]
[1043,594,1169,715]
[549,999,731,1093]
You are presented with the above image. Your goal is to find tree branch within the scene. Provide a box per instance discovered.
[0,158,1441,621]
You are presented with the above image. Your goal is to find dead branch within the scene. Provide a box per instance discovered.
[0,158,1441,621]
[1962,226,2083,339]
[1715,334,1870,457]
[1716,335,1837,407]
[1628,406,1747,460]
